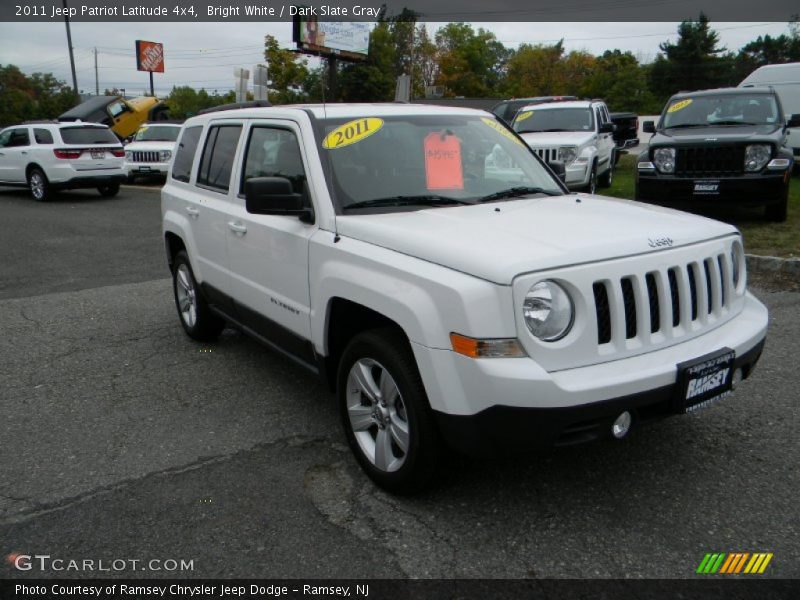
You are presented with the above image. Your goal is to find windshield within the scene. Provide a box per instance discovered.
[661,93,780,128]
[135,125,181,142]
[513,107,594,133]
[60,126,118,145]
[316,114,563,211]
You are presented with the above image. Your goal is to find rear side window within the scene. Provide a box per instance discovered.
[171,126,202,183]
[34,129,54,144]
[60,127,118,145]
[197,125,242,192]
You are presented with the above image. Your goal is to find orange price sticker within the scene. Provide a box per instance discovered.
[424,132,464,190]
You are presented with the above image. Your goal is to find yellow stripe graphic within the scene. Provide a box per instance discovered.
[743,554,760,574]
[749,553,766,573]
[757,553,773,574]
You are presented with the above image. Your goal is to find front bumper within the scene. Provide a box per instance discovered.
[412,292,768,456]
[124,162,169,176]
[636,171,789,206]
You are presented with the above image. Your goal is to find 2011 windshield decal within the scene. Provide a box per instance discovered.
[648,237,674,248]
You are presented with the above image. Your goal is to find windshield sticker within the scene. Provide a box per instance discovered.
[481,117,525,146]
[516,110,533,123]
[424,132,464,190]
[668,99,693,113]
[322,117,384,150]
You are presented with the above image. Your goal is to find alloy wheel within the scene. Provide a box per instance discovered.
[175,263,198,328]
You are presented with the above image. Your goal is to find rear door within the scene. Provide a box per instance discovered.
[225,120,317,362]
[0,127,31,183]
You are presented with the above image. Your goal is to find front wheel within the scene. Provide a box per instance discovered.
[598,158,614,188]
[171,250,225,341]
[583,164,598,194]
[338,328,441,494]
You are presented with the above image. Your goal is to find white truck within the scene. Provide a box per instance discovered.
[161,103,768,493]
[512,100,617,193]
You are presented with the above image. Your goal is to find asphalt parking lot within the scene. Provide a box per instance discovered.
[1,185,799,579]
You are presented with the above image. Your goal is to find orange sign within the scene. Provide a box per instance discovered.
[136,40,164,73]
[424,132,464,190]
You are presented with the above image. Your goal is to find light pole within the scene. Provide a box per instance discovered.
[63,0,79,99]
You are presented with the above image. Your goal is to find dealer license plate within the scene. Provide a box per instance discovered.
[693,180,719,195]
[91,150,105,159]
[674,348,735,413]
[137,166,151,172]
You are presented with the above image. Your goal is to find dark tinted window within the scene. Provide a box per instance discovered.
[60,126,118,144]
[8,128,30,147]
[34,129,54,144]
[171,126,202,183]
[197,125,242,192]
[241,127,306,194]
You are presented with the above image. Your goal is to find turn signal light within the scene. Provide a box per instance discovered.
[450,333,526,359]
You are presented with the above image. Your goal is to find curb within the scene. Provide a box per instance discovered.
[746,254,800,280]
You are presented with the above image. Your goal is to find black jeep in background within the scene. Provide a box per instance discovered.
[636,87,799,222]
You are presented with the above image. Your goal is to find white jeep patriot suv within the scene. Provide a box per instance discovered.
[124,122,182,182]
[512,100,617,194]
[161,103,768,493]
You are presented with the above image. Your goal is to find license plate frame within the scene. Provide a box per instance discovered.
[91,150,105,160]
[674,347,736,413]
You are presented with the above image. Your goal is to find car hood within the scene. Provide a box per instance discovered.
[519,131,595,148]
[124,141,177,151]
[652,124,782,145]
[335,195,737,285]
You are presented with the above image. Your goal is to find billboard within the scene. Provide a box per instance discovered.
[135,40,165,73]
[293,16,373,60]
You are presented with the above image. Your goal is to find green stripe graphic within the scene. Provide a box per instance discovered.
[710,553,727,573]
[697,554,713,574]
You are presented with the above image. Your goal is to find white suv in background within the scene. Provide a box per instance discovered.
[124,122,183,182]
[512,100,616,194]
[0,121,125,201]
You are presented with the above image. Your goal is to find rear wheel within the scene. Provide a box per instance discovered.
[28,168,51,202]
[98,183,120,197]
[338,328,441,494]
[171,250,225,341]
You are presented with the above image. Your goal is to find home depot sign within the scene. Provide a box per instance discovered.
[135,40,165,73]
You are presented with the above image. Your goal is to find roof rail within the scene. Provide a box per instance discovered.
[197,100,271,115]
[22,120,60,124]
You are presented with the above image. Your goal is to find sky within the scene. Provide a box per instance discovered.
[0,20,791,97]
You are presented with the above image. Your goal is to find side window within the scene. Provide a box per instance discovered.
[0,130,11,148]
[172,126,203,183]
[107,101,126,118]
[240,127,306,195]
[196,124,242,192]
[34,129,54,144]
[8,128,30,147]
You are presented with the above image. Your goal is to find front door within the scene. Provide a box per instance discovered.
[226,121,317,363]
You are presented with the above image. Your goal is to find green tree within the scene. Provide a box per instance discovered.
[501,42,565,97]
[582,50,658,113]
[0,64,76,126]
[338,21,396,102]
[435,23,509,97]
[165,86,236,119]
[263,34,312,104]
[648,14,731,102]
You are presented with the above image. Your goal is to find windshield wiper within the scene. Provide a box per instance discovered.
[477,186,562,203]
[710,120,763,126]
[345,195,474,210]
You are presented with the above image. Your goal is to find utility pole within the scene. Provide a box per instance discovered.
[62,0,79,99]
[94,47,99,95]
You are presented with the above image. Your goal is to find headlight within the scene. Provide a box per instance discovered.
[558,146,578,165]
[159,150,172,162]
[124,151,132,160]
[744,144,771,172]
[523,281,574,342]
[653,147,676,173]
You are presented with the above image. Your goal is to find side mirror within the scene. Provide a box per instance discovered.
[787,114,800,128]
[599,122,615,134]
[547,160,567,183]
[642,121,656,134]
[245,177,314,223]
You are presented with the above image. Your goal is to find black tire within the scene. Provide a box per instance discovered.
[583,163,598,194]
[765,197,788,222]
[598,155,614,188]
[28,168,51,202]
[98,183,120,197]
[171,250,225,342]
[337,327,441,495]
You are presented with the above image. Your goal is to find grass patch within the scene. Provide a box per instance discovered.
[606,153,800,258]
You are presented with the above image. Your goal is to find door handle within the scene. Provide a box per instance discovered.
[21,151,27,155]
[185,206,199,218]
[228,221,247,234]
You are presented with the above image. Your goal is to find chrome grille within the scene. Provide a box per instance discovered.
[131,151,160,163]
[531,147,559,163]
[593,253,732,346]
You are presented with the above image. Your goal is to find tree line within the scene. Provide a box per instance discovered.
[1,13,798,126]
